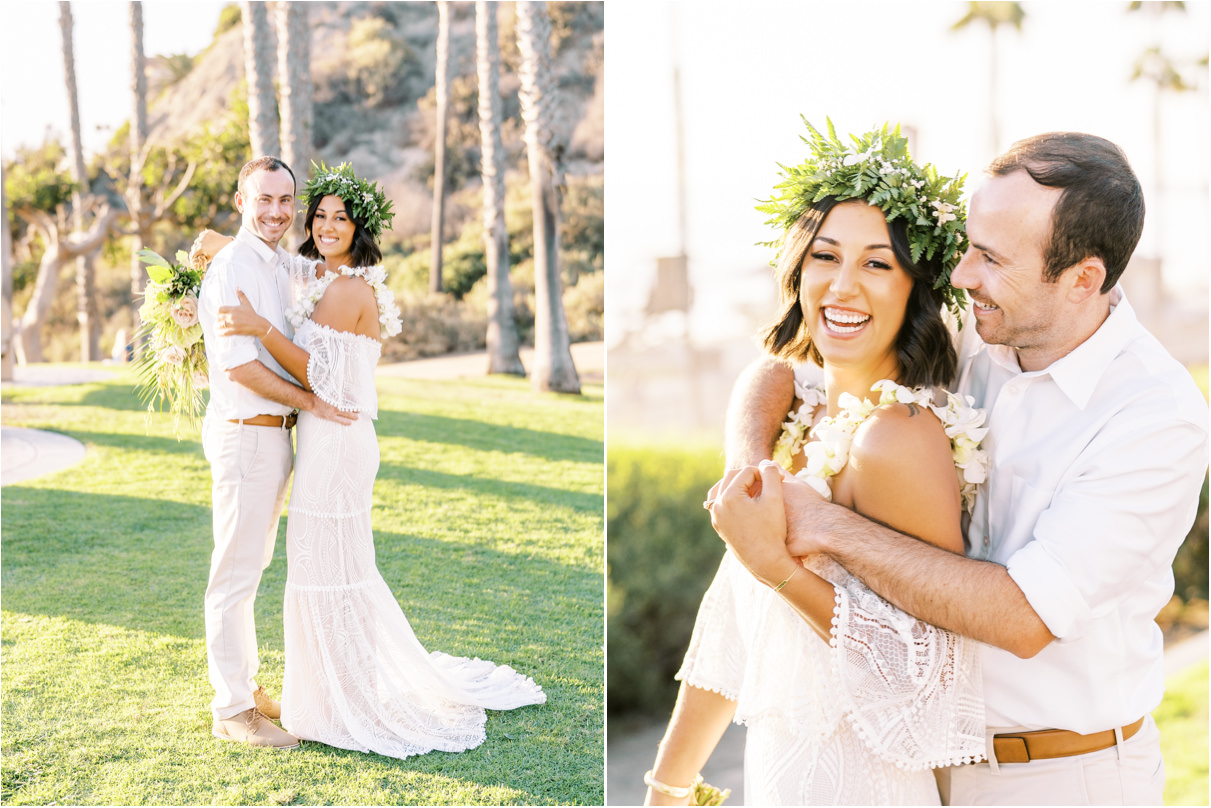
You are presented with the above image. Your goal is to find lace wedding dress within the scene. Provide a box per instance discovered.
[678,381,985,805]
[278,277,545,759]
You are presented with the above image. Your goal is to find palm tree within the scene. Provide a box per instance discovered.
[60,1,100,361]
[430,0,450,294]
[516,0,580,394]
[120,5,196,350]
[240,0,278,158]
[127,1,148,333]
[476,0,524,376]
[952,2,1026,159]
[1127,1,1203,258]
[276,0,311,246]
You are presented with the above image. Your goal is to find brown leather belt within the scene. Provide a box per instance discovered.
[228,412,297,429]
[991,717,1145,764]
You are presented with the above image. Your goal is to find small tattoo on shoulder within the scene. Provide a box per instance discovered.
[905,403,921,417]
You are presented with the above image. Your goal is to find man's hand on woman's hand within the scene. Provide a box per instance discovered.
[708,461,799,587]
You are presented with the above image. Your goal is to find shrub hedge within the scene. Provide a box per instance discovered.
[606,442,727,716]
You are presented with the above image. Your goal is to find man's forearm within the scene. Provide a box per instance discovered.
[724,356,795,467]
[227,361,314,411]
[800,502,1054,658]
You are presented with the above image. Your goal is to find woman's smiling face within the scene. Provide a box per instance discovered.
[799,199,914,378]
[310,195,356,264]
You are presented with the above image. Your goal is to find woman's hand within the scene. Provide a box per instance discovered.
[216,290,271,338]
[189,229,234,268]
[708,461,800,588]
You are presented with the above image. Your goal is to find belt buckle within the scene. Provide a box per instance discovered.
[284,411,298,429]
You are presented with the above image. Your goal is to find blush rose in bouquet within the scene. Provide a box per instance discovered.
[133,248,208,436]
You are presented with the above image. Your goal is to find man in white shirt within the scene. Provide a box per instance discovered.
[710,133,1208,804]
[197,156,354,750]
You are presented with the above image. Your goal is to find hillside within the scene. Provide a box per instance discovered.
[144,1,603,239]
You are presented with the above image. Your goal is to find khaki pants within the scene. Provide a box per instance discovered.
[202,418,292,720]
[937,715,1164,805]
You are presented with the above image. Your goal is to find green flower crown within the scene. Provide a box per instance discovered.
[757,118,969,320]
[300,161,396,240]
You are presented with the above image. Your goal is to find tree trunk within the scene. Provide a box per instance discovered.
[276,0,311,248]
[516,1,579,394]
[241,0,278,158]
[430,0,450,294]
[16,207,117,365]
[129,0,147,337]
[1,181,14,380]
[476,1,524,376]
[60,1,99,362]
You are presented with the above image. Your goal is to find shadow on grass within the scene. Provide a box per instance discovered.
[59,427,205,458]
[377,409,603,465]
[376,462,601,513]
[2,484,598,662]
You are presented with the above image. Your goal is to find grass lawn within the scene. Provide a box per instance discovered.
[1158,659,1209,806]
[1,369,604,805]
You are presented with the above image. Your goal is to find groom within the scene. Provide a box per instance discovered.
[711,133,1208,804]
[197,156,353,749]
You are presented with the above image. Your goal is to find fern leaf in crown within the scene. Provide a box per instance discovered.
[757,118,970,321]
[301,161,396,240]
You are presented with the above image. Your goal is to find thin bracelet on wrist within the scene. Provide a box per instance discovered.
[263,323,273,339]
[773,563,801,592]
[644,770,696,799]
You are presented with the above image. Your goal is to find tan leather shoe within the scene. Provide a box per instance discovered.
[253,686,281,720]
[212,707,299,749]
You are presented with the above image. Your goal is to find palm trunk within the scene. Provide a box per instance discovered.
[516,0,579,394]
[476,1,524,375]
[276,0,311,247]
[60,1,99,361]
[430,0,450,294]
[241,0,278,158]
[129,0,148,337]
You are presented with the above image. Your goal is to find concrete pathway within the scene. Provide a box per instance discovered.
[0,426,88,487]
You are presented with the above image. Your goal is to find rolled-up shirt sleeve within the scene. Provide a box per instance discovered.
[1006,397,1207,643]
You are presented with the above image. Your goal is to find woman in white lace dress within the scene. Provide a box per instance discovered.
[214,164,545,759]
[643,124,986,806]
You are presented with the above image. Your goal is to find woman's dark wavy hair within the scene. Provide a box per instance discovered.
[761,196,957,388]
[298,195,382,267]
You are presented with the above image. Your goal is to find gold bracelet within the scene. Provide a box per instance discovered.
[263,323,273,339]
[772,564,801,592]
[643,770,696,799]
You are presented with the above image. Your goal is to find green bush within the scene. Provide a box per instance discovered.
[607,443,727,715]
[1173,473,1209,602]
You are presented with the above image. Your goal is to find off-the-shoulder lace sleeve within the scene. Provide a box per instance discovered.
[295,320,381,418]
[829,563,985,769]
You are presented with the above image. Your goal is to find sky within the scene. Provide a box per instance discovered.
[605,0,1210,347]
[2,0,1207,352]
[1,0,229,159]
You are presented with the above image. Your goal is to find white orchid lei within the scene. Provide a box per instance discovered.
[773,378,989,512]
[286,264,403,338]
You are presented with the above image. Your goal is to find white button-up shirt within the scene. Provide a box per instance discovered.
[958,292,1209,733]
[198,228,297,420]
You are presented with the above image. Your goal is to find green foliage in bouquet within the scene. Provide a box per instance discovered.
[132,249,208,437]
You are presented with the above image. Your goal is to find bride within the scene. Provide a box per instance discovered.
[643,123,987,805]
[207,163,545,758]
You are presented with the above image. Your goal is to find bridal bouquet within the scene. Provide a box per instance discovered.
[133,248,208,436]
